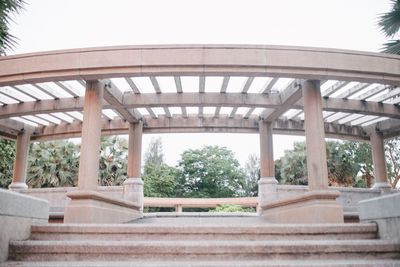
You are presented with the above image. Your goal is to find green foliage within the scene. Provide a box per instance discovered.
[279,141,374,188]
[210,204,255,213]
[385,137,400,188]
[326,142,356,187]
[143,163,178,197]
[144,137,164,168]
[99,136,128,186]
[341,141,374,188]
[0,0,25,54]
[281,142,308,185]
[0,138,15,188]
[378,0,400,54]
[242,154,260,196]
[274,159,283,183]
[176,146,246,198]
[27,140,79,188]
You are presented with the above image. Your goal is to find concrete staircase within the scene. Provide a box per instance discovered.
[2,217,400,266]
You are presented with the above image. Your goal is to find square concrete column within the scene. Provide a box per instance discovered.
[64,80,141,223]
[370,130,392,192]
[302,80,329,191]
[9,131,30,190]
[123,121,144,210]
[77,80,104,190]
[260,80,343,223]
[258,120,278,207]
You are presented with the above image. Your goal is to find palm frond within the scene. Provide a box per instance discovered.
[382,39,400,54]
[378,0,400,37]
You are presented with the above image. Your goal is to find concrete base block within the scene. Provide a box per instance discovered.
[258,177,278,208]
[0,189,49,262]
[64,190,142,224]
[260,190,344,224]
[359,192,400,241]
[123,178,144,211]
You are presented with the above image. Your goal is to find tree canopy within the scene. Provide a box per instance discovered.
[27,140,79,188]
[379,0,400,54]
[278,140,375,188]
[0,0,25,54]
[176,146,246,198]
[0,138,15,188]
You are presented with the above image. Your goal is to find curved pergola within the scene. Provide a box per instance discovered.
[0,45,399,140]
[1,45,399,223]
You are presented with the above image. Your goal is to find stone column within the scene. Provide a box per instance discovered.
[258,120,278,207]
[65,80,142,223]
[77,80,104,190]
[302,80,329,191]
[123,121,144,210]
[370,130,392,191]
[9,131,30,190]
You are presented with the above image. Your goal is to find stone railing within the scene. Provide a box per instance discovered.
[18,185,386,217]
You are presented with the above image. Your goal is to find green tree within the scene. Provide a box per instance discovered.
[27,140,79,188]
[280,142,308,185]
[341,141,373,188]
[242,154,260,196]
[379,0,400,54]
[142,137,179,197]
[385,137,400,188]
[98,136,128,186]
[0,138,15,188]
[176,146,246,198]
[143,163,178,197]
[144,137,164,167]
[279,141,372,187]
[326,141,355,187]
[0,0,25,55]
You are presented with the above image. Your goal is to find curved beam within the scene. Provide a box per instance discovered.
[31,116,368,141]
[1,92,399,120]
[1,45,400,86]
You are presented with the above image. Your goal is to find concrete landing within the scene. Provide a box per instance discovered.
[2,260,400,267]
[135,212,264,225]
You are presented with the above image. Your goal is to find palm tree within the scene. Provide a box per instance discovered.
[379,0,400,54]
[98,136,128,186]
[27,140,79,188]
[0,0,25,55]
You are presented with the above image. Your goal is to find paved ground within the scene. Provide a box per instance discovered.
[131,212,271,225]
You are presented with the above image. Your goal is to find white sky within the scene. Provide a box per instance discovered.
[7,0,392,167]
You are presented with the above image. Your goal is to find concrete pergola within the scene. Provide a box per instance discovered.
[1,45,399,223]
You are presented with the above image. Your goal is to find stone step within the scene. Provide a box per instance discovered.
[30,223,378,241]
[9,240,400,261]
[2,259,400,267]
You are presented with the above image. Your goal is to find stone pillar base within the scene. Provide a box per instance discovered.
[260,190,344,224]
[258,177,278,209]
[123,178,144,211]
[64,190,142,224]
[372,182,392,193]
[8,182,28,190]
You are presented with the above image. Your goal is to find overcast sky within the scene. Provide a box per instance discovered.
[7,0,392,166]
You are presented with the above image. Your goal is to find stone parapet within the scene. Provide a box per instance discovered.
[63,190,142,224]
[359,193,400,241]
[0,189,49,262]
[260,190,344,223]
